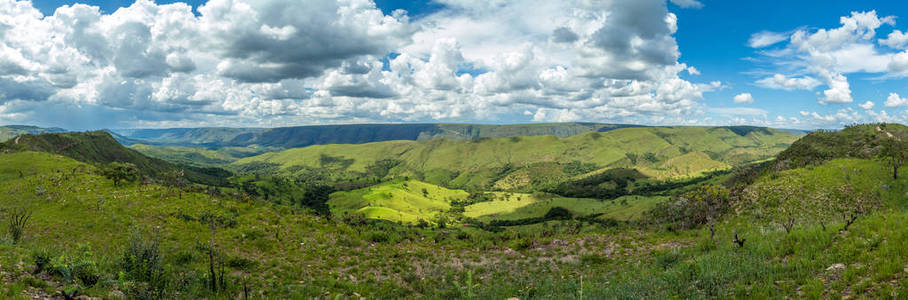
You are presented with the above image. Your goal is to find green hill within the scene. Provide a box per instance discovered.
[0,131,231,186]
[774,123,908,170]
[5,123,908,299]
[113,123,638,149]
[329,179,468,223]
[328,178,666,224]
[0,125,66,142]
[234,126,801,190]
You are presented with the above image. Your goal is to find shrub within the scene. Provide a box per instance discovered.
[101,162,139,186]
[544,207,573,220]
[366,231,390,243]
[31,248,55,274]
[51,244,100,287]
[226,257,256,271]
[120,233,168,299]
[7,207,31,244]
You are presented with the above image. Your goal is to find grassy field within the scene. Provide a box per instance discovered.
[464,193,668,221]
[235,127,797,174]
[0,151,691,299]
[232,126,800,191]
[4,135,908,298]
[329,179,670,224]
[329,179,468,223]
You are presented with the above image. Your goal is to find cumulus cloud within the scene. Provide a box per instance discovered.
[884,93,908,107]
[751,11,908,105]
[0,0,718,128]
[859,101,874,110]
[733,93,754,104]
[755,74,821,90]
[880,30,908,49]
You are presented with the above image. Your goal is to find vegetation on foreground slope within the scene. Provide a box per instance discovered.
[0,131,232,187]
[5,123,908,298]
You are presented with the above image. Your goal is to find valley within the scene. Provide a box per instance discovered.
[0,123,906,298]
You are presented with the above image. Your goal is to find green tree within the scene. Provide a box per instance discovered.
[301,184,334,215]
[878,131,908,179]
[159,170,189,199]
[102,162,139,186]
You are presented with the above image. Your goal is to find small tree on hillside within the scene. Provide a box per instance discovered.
[684,185,730,239]
[878,131,908,179]
[826,182,879,232]
[102,162,139,186]
[159,169,189,199]
[739,177,806,234]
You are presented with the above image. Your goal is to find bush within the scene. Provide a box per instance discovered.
[544,207,573,220]
[366,231,389,243]
[226,257,256,271]
[32,248,55,274]
[120,233,168,299]
[7,207,31,244]
[50,244,100,287]
[101,162,139,186]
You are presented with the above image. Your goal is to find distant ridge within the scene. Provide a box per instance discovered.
[0,125,67,142]
[113,123,642,149]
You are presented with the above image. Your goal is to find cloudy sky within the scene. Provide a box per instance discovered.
[1,0,907,129]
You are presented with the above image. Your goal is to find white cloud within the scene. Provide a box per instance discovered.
[686,66,700,75]
[753,11,908,105]
[880,30,908,49]
[0,0,719,128]
[748,31,789,48]
[733,93,754,104]
[884,92,908,107]
[708,107,766,116]
[669,0,703,9]
[755,74,821,90]
[859,101,874,110]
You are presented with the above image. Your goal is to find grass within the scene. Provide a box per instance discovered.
[3,142,908,298]
[328,179,468,223]
[329,179,670,224]
[232,127,800,189]
[463,193,668,221]
[129,144,241,166]
[0,151,690,298]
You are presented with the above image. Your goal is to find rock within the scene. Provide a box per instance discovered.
[826,263,845,271]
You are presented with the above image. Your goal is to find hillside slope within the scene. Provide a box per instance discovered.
[0,125,66,142]
[234,126,800,190]
[113,123,638,148]
[774,123,908,170]
[0,131,231,186]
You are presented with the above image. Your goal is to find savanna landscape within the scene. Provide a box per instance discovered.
[2,0,908,299]
[0,123,907,299]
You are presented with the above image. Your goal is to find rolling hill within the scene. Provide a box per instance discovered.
[112,123,639,149]
[234,126,801,190]
[5,123,908,299]
[0,131,232,186]
[327,178,666,224]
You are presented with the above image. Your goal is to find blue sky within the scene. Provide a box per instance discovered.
[5,0,908,129]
